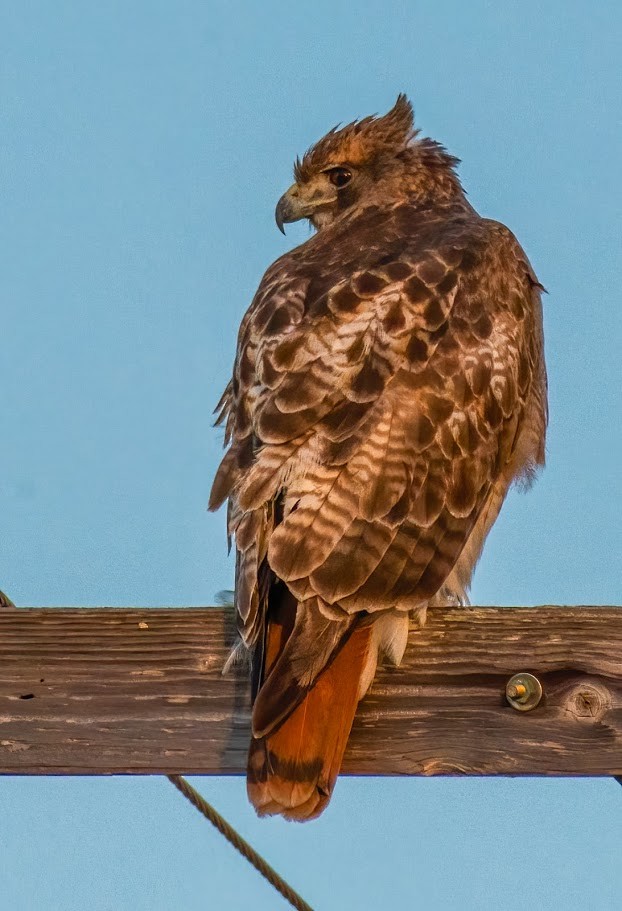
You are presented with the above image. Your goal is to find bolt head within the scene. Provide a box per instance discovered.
[506,673,543,712]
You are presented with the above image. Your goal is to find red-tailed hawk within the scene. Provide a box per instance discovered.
[209,95,547,821]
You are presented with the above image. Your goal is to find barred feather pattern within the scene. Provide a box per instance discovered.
[210,202,546,654]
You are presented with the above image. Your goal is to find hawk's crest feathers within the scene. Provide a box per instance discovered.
[294,93,417,183]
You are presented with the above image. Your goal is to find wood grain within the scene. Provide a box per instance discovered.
[0,606,621,776]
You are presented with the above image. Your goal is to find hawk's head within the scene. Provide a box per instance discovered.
[275,94,462,233]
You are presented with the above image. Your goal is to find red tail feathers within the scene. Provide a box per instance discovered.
[247,624,373,821]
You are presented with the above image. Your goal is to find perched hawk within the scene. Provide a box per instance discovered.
[209,95,547,821]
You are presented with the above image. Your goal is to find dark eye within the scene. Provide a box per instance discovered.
[327,167,352,188]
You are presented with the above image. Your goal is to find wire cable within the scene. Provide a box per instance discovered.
[167,774,314,911]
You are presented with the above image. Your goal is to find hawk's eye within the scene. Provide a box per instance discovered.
[327,167,352,188]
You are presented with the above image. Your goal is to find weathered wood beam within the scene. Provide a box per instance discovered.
[0,606,620,776]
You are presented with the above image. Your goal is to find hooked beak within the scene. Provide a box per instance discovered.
[275,185,304,234]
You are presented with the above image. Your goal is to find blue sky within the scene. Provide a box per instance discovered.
[1,1,621,908]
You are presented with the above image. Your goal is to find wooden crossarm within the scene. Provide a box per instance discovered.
[0,606,620,776]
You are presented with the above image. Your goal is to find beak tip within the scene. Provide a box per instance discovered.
[275,190,297,235]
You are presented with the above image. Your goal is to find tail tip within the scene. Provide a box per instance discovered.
[247,738,333,822]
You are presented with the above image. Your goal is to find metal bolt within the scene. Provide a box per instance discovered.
[507,682,527,699]
[506,672,543,712]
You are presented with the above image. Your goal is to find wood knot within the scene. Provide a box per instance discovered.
[564,682,611,722]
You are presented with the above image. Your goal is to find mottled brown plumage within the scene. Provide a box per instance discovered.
[209,94,547,820]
